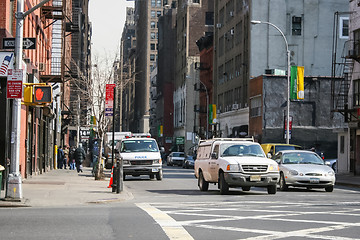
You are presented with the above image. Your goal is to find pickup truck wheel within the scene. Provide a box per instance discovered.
[267,185,277,194]
[242,186,251,191]
[219,172,229,195]
[198,171,209,191]
[156,170,163,180]
[279,173,288,191]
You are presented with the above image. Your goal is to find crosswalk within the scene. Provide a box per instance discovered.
[137,199,360,240]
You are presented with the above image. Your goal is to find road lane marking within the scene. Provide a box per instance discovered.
[136,203,194,240]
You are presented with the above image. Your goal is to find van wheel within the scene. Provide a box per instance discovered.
[156,170,163,180]
[267,185,277,194]
[219,172,229,195]
[198,171,209,191]
[279,173,288,191]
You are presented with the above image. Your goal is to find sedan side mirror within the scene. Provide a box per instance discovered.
[267,153,272,158]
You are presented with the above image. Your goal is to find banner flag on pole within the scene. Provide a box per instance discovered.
[290,66,304,100]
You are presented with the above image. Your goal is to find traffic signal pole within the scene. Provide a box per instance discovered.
[6,0,52,200]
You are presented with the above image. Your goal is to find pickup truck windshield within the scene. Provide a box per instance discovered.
[121,140,159,153]
[221,143,265,157]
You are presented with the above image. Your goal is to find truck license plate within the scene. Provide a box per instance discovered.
[152,168,159,173]
[250,175,261,181]
[310,178,320,183]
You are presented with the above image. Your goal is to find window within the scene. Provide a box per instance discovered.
[250,96,261,117]
[157,11,162,17]
[150,54,155,61]
[355,29,360,56]
[157,0,162,7]
[354,79,360,106]
[193,0,200,3]
[340,17,349,39]
[151,11,156,18]
[292,16,302,36]
[150,43,156,50]
[205,12,214,26]
[151,0,156,7]
[340,136,345,154]
[150,21,156,28]
[150,32,156,39]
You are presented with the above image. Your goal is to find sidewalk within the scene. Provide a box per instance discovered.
[0,167,133,208]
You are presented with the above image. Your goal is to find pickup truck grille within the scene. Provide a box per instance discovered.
[242,165,268,173]
[130,160,153,165]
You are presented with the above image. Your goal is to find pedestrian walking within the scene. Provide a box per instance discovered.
[63,145,69,169]
[75,143,86,173]
[57,146,64,169]
[69,146,76,170]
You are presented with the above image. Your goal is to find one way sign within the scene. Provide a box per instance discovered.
[2,38,36,50]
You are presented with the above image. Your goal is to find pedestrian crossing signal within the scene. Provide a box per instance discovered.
[34,86,52,103]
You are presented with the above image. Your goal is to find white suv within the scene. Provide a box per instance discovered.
[194,138,279,194]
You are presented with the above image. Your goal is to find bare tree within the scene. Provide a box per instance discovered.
[69,53,117,180]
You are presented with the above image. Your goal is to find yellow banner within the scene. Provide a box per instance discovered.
[297,66,304,100]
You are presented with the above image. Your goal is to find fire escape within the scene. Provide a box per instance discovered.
[39,0,80,133]
[39,0,79,83]
[331,12,357,122]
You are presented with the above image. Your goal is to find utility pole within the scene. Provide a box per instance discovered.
[6,0,52,200]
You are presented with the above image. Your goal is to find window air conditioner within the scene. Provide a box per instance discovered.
[216,23,222,28]
[232,103,239,110]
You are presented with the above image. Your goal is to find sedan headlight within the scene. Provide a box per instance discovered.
[227,164,240,171]
[327,171,335,176]
[289,170,299,175]
[268,164,279,172]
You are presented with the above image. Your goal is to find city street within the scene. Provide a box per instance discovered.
[0,166,360,240]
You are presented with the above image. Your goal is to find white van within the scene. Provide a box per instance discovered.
[195,138,279,194]
[104,132,132,168]
[118,137,163,180]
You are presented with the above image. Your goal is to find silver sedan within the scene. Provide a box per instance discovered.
[273,150,335,192]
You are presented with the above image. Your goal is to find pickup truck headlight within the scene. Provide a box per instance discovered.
[268,164,279,172]
[227,164,240,171]
[153,159,162,164]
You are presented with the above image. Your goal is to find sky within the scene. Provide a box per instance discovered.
[89,0,134,62]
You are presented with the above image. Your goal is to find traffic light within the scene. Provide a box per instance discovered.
[33,86,52,103]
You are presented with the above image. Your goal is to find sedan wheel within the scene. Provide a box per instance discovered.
[279,173,288,191]
[325,186,334,192]
[219,172,229,195]
[198,171,209,191]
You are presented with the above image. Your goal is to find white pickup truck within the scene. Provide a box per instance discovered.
[194,138,279,194]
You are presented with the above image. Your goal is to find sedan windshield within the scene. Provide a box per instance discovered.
[220,144,265,157]
[121,140,159,152]
[282,152,324,165]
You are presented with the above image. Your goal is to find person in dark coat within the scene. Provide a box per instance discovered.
[57,146,64,169]
[75,143,86,173]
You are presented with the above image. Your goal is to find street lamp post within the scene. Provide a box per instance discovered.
[251,20,291,144]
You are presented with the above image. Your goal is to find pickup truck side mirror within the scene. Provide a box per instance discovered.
[267,153,272,159]
[211,152,218,159]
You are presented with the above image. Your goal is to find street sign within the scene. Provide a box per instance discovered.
[7,69,23,99]
[3,38,36,50]
[105,84,116,116]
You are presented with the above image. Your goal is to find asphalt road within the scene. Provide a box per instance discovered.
[1,165,360,240]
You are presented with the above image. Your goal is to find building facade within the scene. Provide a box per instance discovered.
[214,0,349,140]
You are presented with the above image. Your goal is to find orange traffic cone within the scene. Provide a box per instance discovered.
[108,166,114,188]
